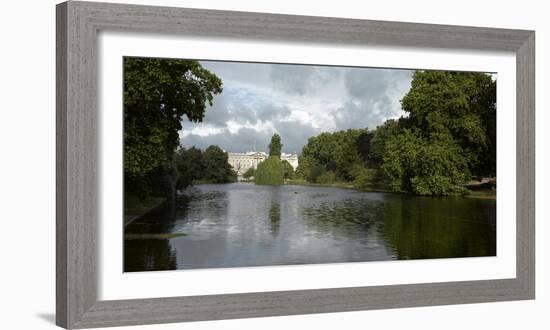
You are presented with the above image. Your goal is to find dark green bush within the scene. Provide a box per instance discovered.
[307,164,325,183]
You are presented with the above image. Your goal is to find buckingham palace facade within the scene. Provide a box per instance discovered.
[227,151,299,175]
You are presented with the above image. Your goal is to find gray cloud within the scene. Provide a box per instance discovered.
[182,127,272,153]
[182,87,292,130]
[270,64,316,95]
[270,64,343,96]
[181,120,320,154]
[332,68,412,130]
[180,60,413,154]
[273,121,321,153]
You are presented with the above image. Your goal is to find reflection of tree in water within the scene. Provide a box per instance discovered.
[269,202,281,236]
[302,198,385,239]
[379,195,496,259]
[124,238,177,272]
[125,197,177,234]
[124,196,190,272]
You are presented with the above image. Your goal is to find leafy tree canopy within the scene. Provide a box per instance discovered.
[202,146,236,183]
[297,129,367,181]
[268,133,282,158]
[243,167,255,179]
[400,71,495,176]
[281,160,295,180]
[255,156,284,185]
[174,145,236,189]
[124,57,222,180]
[375,71,495,195]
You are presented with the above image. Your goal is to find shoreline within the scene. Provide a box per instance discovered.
[189,179,496,200]
[285,180,496,200]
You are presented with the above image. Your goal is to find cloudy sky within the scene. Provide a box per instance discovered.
[179,60,413,154]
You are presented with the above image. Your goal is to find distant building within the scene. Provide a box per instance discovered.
[227,151,299,175]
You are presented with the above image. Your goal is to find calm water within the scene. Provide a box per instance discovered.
[124,183,496,272]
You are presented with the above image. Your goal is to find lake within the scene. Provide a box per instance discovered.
[124,183,496,272]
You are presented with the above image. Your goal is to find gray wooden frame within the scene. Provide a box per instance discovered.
[56,1,535,328]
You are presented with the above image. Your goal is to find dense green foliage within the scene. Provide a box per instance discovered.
[282,160,295,180]
[381,129,468,195]
[175,146,236,190]
[305,164,326,183]
[316,171,337,184]
[255,156,284,185]
[401,71,496,175]
[296,129,367,182]
[379,71,495,195]
[255,134,288,185]
[268,134,282,157]
[124,57,222,198]
[243,167,256,180]
[203,146,237,183]
[294,71,495,196]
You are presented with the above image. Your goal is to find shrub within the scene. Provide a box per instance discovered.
[282,160,295,180]
[350,165,371,189]
[316,171,336,184]
[307,164,325,183]
[381,129,468,196]
[243,167,255,180]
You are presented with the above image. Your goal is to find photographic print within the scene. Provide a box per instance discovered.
[123,57,496,272]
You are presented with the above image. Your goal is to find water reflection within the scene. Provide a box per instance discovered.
[124,239,177,272]
[379,195,496,259]
[124,183,496,272]
[269,203,281,236]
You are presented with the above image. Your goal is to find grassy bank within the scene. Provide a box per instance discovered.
[285,179,392,193]
[125,233,187,240]
[192,179,237,185]
[285,179,496,199]
[464,189,496,200]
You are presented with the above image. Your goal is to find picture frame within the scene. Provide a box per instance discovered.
[56,1,535,328]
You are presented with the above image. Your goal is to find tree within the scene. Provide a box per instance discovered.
[400,71,495,176]
[281,160,294,180]
[268,133,282,158]
[381,129,468,196]
[174,147,205,190]
[295,154,319,180]
[297,129,367,181]
[255,156,284,185]
[174,148,193,190]
[367,120,399,168]
[175,145,236,186]
[316,171,336,184]
[243,167,255,180]
[307,164,325,183]
[202,145,235,183]
[356,130,373,162]
[373,71,496,196]
[350,164,378,189]
[124,57,222,195]
[182,147,204,181]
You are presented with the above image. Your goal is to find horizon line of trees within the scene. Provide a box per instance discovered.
[175,145,237,190]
